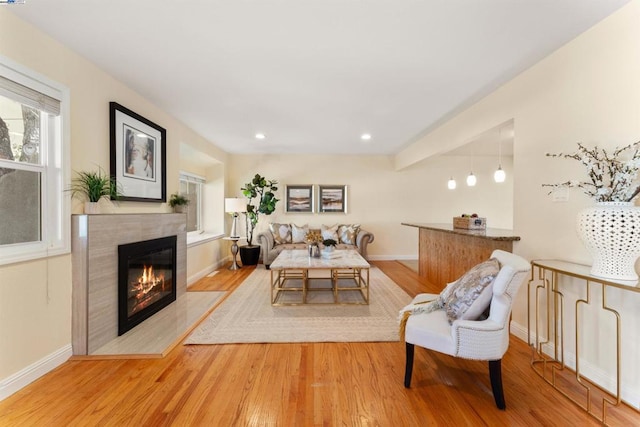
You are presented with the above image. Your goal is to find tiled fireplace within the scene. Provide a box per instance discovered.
[71,214,186,355]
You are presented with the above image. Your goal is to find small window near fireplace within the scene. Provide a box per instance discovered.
[118,235,177,335]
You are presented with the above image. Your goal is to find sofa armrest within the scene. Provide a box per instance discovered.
[356,229,374,259]
[256,231,275,265]
[257,231,274,248]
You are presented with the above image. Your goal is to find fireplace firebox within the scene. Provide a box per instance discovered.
[118,235,177,335]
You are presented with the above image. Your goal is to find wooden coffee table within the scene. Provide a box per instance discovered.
[269,249,370,306]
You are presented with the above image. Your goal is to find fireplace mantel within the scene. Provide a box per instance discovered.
[71,214,186,355]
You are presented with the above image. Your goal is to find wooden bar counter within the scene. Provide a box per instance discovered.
[402,223,520,288]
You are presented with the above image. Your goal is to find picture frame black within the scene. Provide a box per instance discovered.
[285,184,315,213]
[109,102,166,202]
[318,185,347,213]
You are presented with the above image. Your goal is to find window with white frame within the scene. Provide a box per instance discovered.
[0,57,69,265]
[179,172,204,234]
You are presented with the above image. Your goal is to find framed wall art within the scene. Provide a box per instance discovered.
[318,185,347,213]
[285,184,315,213]
[110,102,166,202]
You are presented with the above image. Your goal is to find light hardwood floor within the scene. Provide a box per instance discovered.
[0,261,638,426]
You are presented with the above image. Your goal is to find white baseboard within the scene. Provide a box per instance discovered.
[510,320,640,410]
[0,344,72,402]
[510,319,529,344]
[186,257,230,287]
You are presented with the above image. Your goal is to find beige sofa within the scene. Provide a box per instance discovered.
[257,223,374,268]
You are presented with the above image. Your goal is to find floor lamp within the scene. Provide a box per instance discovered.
[224,198,246,270]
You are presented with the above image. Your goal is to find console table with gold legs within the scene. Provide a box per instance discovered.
[527,259,640,425]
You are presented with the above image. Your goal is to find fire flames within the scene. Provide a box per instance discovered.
[139,265,164,289]
[129,265,166,314]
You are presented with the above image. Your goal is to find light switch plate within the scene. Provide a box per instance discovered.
[552,187,569,202]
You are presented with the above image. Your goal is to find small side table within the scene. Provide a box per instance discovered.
[223,237,241,270]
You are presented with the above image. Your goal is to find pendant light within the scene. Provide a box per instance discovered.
[494,127,506,183]
[466,172,477,186]
[466,142,477,186]
[447,177,457,189]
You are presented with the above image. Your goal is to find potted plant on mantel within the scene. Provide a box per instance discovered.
[240,173,279,266]
[68,167,121,214]
[168,193,189,213]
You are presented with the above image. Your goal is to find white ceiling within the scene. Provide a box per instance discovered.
[8,1,629,155]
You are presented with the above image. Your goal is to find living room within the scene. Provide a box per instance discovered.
[1,1,640,425]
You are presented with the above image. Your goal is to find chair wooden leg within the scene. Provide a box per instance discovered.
[404,342,414,388]
[489,359,506,410]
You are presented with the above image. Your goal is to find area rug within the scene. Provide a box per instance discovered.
[184,266,413,344]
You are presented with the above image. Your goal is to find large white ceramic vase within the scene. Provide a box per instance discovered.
[577,201,640,281]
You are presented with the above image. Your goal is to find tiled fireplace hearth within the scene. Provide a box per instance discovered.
[71,214,186,355]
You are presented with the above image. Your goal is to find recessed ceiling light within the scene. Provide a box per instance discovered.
[255,133,266,140]
[360,133,372,141]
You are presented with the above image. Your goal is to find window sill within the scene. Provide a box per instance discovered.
[187,232,224,248]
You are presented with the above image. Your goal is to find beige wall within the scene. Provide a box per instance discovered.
[0,255,71,380]
[0,10,228,385]
[228,153,514,258]
[396,1,640,405]
[186,241,228,285]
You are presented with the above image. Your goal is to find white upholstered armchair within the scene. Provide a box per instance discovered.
[402,249,531,409]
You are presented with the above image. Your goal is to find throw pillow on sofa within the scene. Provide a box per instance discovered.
[291,224,308,243]
[269,223,292,245]
[338,224,360,245]
[321,224,339,241]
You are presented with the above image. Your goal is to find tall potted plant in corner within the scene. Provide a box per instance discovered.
[69,167,121,214]
[239,173,279,265]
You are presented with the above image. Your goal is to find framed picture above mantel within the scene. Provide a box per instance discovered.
[109,102,167,202]
[318,185,347,213]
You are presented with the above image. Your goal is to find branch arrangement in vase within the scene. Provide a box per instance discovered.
[543,141,640,202]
